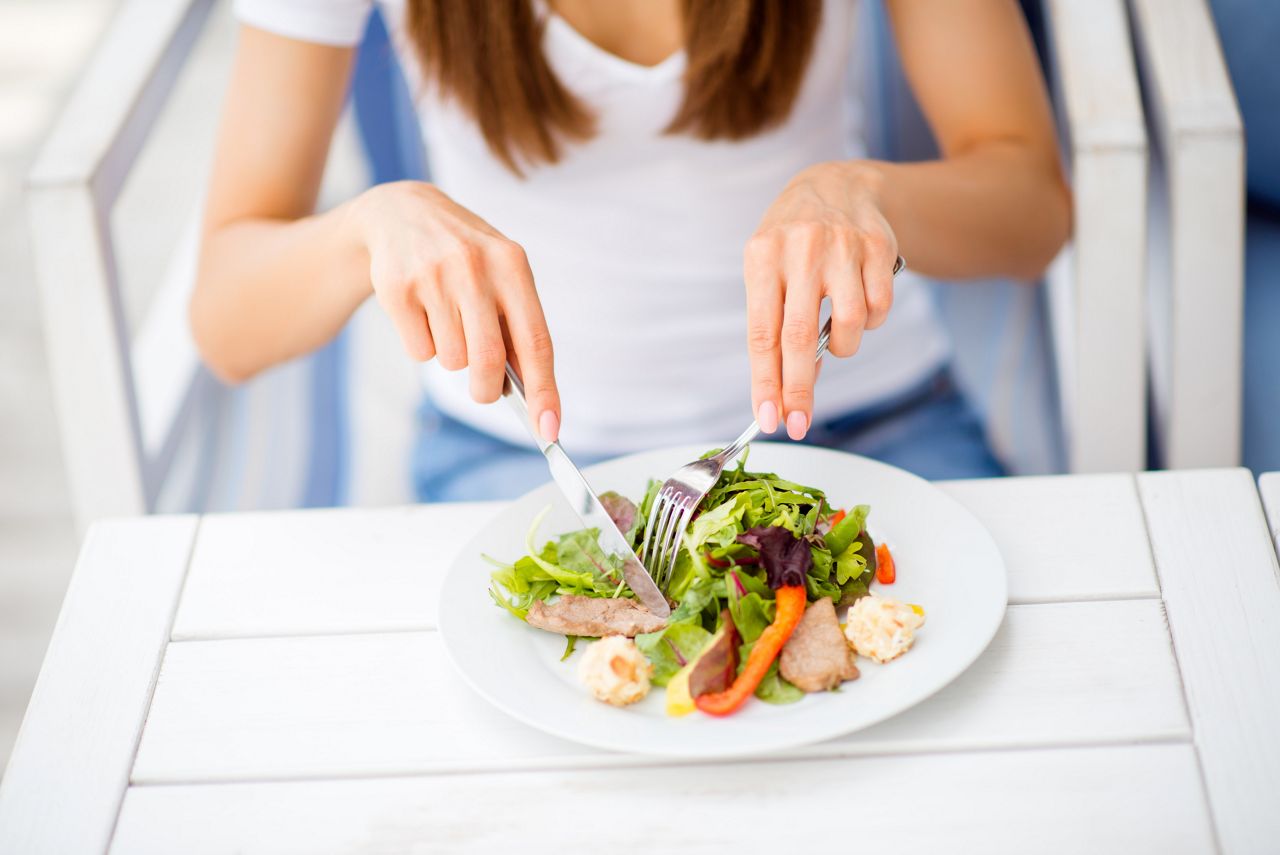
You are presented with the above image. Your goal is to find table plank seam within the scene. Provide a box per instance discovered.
[124,734,1197,788]
[167,592,1167,644]
[171,625,438,643]
[1136,471,1280,855]
[103,516,205,853]
[1132,481,1223,854]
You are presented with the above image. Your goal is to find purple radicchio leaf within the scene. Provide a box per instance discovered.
[736,525,811,590]
[598,491,639,539]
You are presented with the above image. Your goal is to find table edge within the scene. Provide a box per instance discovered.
[0,515,199,855]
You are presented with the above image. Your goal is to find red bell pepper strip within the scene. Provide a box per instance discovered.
[829,508,847,527]
[694,584,807,716]
[875,543,896,584]
[696,525,812,716]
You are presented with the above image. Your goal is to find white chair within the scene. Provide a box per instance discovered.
[26,0,219,535]
[1042,0,1150,473]
[28,0,1158,535]
[26,0,335,536]
[1129,0,1245,468]
[861,0,1151,476]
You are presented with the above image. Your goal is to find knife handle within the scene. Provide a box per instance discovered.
[501,362,555,453]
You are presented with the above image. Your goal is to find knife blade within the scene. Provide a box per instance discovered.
[500,364,671,619]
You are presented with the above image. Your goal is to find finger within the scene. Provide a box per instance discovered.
[460,298,507,404]
[744,234,783,434]
[393,306,435,362]
[863,241,897,330]
[377,284,435,362]
[780,270,821,440]
[423,290,466,371]
[826,264,868,359]
[500,259,560,442]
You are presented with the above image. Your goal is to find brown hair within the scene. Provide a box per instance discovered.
[407,0,823,174]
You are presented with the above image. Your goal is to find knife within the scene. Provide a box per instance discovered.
[500,363,672,618]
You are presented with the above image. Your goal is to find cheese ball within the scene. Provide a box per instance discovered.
[844,595,926,663]
[577,635,654,706]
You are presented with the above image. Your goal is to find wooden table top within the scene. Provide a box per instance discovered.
[2,469,1278,854]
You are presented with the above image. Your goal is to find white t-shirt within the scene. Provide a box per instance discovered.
[236,0,950,454]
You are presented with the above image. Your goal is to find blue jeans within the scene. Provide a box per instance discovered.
[411,367,1005,503]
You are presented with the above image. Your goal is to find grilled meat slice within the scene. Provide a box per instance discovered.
[526,594,668,638]
[779,596,860,692]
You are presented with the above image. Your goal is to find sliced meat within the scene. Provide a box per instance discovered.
[779,596,860,692]
[526,594,668,638]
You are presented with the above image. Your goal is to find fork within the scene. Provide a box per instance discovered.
[639,255,906,590]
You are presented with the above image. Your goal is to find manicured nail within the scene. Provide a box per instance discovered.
[538,410,559,443]
[758,401,779,434]
[786,410,809,441]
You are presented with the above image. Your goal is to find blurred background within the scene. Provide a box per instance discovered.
[1,0,1276,774]
[1,0,114,778]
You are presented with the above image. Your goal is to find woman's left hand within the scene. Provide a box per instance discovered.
[744,161,899,440]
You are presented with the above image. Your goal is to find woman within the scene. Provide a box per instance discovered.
[192,0,1070,501]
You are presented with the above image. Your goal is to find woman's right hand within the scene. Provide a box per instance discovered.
[350,181,560,442]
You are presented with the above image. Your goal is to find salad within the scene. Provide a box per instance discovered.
[487,450,924,716]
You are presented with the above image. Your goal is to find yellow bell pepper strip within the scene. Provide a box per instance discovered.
[695,525,811,717]
[875,543,896,584]
[667,610,741,716]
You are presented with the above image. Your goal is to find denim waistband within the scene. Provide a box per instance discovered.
[810,365,955,439]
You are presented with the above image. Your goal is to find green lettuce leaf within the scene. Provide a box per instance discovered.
[555,529,624,587]
[685,493,750,552]
[632,578,717,686]
[755,662,804,704]
[635,622,712,686]
[728,591,774,645]
[833,540,869,586]
[825,504,870,558]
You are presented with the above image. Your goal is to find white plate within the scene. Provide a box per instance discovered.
[438,442,1007,758]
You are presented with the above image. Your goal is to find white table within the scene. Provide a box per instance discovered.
[3,469,1279,855]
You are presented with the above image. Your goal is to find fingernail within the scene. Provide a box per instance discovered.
[786,410,809,441]
[538,410,559,443]
[758,401,779,434]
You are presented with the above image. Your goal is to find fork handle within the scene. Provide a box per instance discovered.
[716,255,905,466]
[715,306,836,463]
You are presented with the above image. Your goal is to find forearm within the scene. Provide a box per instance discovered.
[859,142,1071,283]
[191,200,369,383]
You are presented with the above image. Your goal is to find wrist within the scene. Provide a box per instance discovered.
[788,160,888,211]
[829,160,886,206]
[332,195,372,302]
